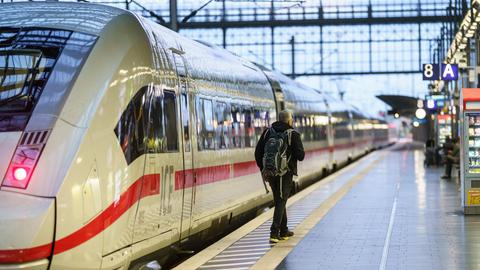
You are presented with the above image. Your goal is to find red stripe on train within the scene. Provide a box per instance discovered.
[175,139,382,187]
[175,164,230,189]
[0,243,52,264]
[233,161,258,178]
[54,174,160,254]
[0,174,160,263]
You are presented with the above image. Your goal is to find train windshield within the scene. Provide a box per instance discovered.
[0,27,90,132]
[0,49,46,111]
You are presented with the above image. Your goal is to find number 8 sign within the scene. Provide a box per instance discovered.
[423,63,439,80]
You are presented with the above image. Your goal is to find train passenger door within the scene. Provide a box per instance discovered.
[171,49,195,241]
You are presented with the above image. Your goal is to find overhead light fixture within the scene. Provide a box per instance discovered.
[456,33,462,42]
[415,108,427,120]
[476,12,480,22]
[466,24,476,38]
[466,11,472,21]
[472,22,478,30]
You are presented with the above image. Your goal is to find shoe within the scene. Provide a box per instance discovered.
[269,234,280,243]
[280,230,294,240]
[441,175,451,179]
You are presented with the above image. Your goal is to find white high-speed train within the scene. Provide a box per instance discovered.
[0,3,392,270]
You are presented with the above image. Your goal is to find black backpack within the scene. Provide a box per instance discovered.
[261,128,293,181]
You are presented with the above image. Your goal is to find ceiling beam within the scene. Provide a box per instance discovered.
[179,15,459,29]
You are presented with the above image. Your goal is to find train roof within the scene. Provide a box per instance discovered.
[0,2,126,36]
[254,65,328,114]
[0,3,274,104]
[140,19,274,103]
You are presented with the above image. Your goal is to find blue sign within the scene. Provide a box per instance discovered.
[423,64,439,80]
[425,98,436,109]
[425,95,448,111]
[441,63,458,80]
[422,63,458,81]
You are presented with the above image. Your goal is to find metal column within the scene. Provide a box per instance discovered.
[170,0,178,32]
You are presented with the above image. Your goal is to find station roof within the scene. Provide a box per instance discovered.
[376,94,419,116]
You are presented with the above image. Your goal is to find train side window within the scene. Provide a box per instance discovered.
[303,116,310,141]
[181,93,190,152]
[293,116,299,129]
[294,115,304,141]
[253,109,262,141]
[224,103,232,148]
[145,86,164,153]
[215,101,229,149]
[196,98,204,151]
[263,108,271,130]
[313,115,327,141]
[306,116,314,142]
[196,97,215,150]
[231,105,244,148]
[333,116,351,139]
[164,90,179,152]
[115,87,148,164]
[244,107,254,148]
[204,99,215,149]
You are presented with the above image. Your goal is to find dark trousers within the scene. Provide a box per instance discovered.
[445,156,458,177]
[268,173,293,236]
[445,158,452,177]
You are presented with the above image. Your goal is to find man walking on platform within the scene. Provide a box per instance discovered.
[255,110,305,243]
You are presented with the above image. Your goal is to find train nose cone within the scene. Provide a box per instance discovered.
[0,133,55,266]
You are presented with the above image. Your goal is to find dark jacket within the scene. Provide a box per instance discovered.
[443,140,454,155]
[255,121,305,176]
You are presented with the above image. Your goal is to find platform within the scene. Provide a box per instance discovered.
[175,141,480,270]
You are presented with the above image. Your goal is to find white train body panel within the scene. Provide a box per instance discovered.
[0,3,391,269]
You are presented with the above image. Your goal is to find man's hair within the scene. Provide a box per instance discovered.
[278,110,293,124]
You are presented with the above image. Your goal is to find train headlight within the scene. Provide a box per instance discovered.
[2,144,44,189]
[13,167,28,181]
[2,130,49,189]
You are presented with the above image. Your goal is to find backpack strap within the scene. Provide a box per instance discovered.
[285,129,294,164]
[286,128,294,146]
[269,127,277,136]
[263,127,275,140]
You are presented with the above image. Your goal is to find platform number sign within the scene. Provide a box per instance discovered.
[423,64,439,80]
[423,63,458,81]
[441,63,458,80]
